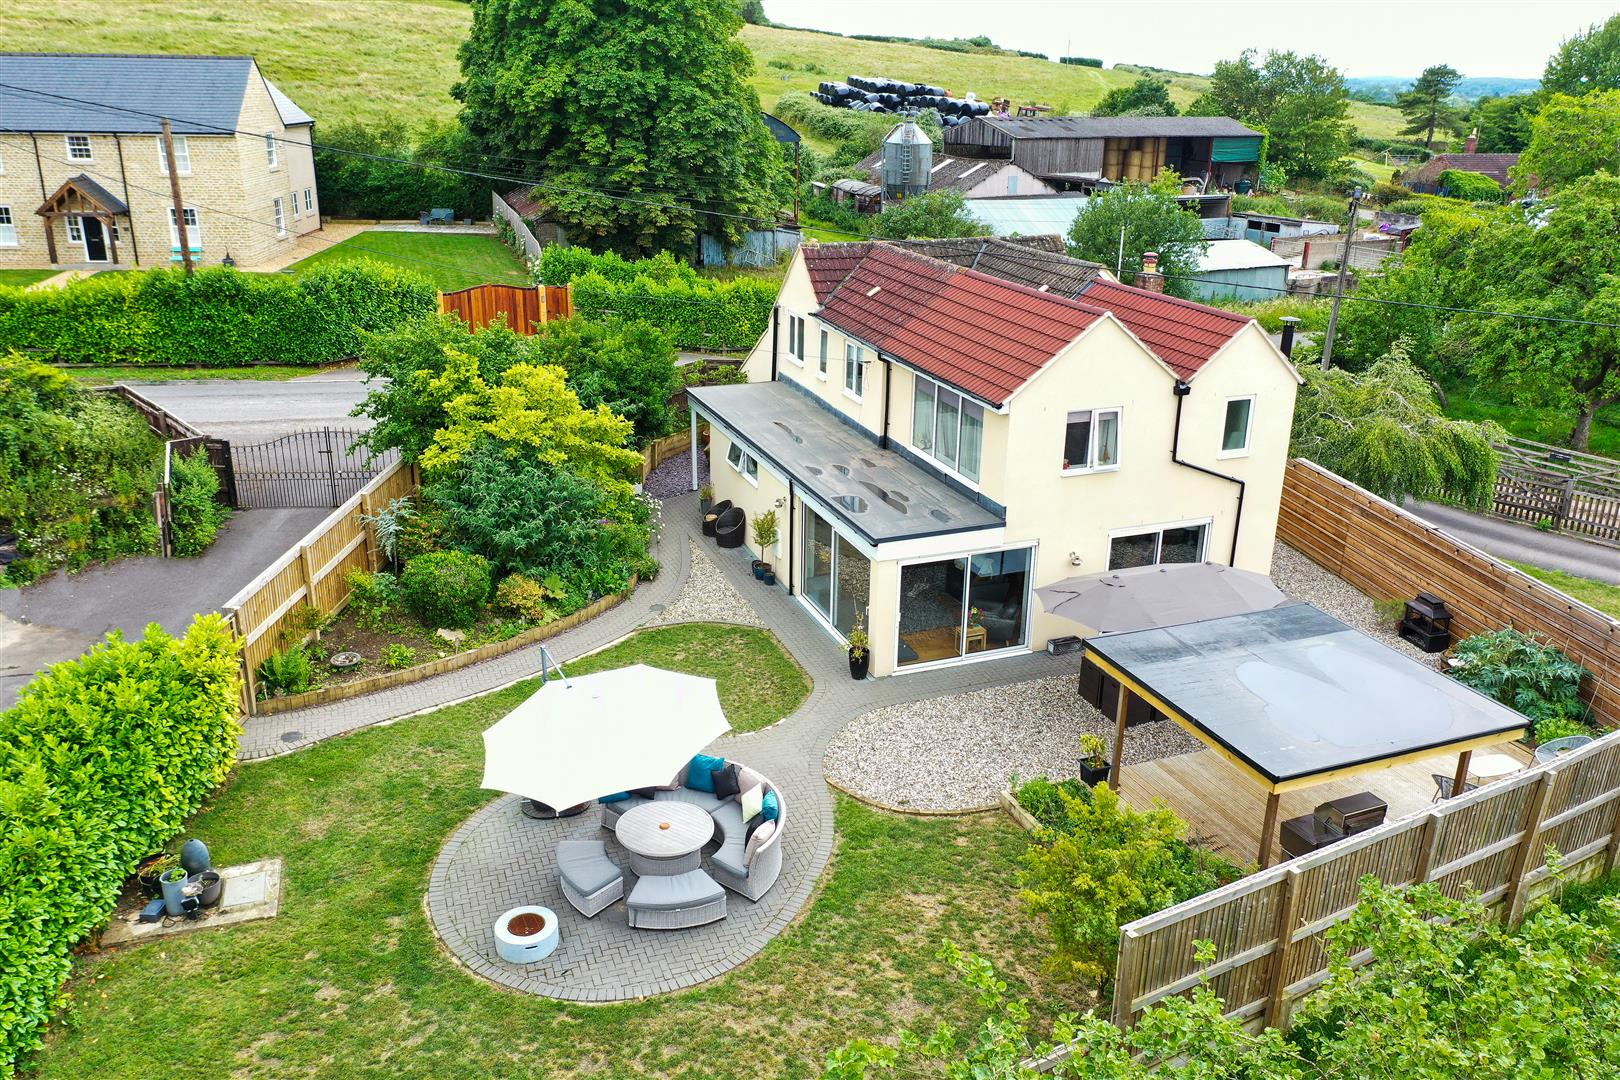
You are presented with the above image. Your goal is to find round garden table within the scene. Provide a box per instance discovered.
[1535,735,1595,764]
[615,801,714,876]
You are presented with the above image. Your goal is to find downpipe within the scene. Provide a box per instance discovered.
[1170,380,1245,566]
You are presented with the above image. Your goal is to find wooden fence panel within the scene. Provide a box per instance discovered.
[439,283,571,335]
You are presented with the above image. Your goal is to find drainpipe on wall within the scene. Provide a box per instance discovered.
[1169,380,1245,565]
[770,306,780,382]
[880,357,893,448]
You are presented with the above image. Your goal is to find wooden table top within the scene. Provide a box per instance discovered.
[616,801,714,858]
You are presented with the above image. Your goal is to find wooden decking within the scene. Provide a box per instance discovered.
[1116,741,1534,865]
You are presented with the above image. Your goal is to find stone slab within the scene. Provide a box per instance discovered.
[101,858,284,945]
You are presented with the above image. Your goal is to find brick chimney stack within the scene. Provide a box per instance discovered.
[1134,251,1166,293]
[1465,127,1478,154]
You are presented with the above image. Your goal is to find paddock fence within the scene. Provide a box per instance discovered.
[222,459,418,713]
[439,282,573,335]
[1491,435,1620,544]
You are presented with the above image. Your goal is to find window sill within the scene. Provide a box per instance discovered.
[815,371,828,380]
[841,388,864,404]
[1215,449,1251,460]
[1061,465,1120,476]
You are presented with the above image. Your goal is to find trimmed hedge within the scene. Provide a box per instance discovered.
[0,616,242,1075]
[401,549,493,629]
[0,263,438,367]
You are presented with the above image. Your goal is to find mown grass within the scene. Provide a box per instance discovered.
[1442,383,1620,460]
[30,652,1081,1079]
[63,365,328,384]
[1509,562,1620,620]
[285,230,529,290]
[0,268,57,288]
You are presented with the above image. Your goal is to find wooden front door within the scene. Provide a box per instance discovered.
[82,217,108,262]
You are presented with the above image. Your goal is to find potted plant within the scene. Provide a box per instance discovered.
[1373,597,1407,632]
[136,853,178,897]
[1079,733,1111,787]
[752,510,778,565]
[846,613,871,680]
[699,484,714,516]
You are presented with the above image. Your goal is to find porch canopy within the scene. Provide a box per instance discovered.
[36,174,128,265]
[1084,603,1528,866]
[1037,561,1290,636]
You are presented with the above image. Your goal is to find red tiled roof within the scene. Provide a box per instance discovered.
[803,242,873,302]
[815,244,1104,405]
[503,186,546,220]
[1402,153,1519,187]
[1075,279,1250,380]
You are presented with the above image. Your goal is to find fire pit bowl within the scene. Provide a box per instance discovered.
[493,905,559,965]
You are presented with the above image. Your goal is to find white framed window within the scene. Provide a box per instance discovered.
[66,135,92,161]
[725,441,759,485]
[0,148,7,174]
[785,313,805,364]
[264,132,279,168]
[911,374,983,483]
[272,197,286,237]
[290,190,300,220]
[844,342,865,400]
[168,207,201,252]
[303,187,314,213]
[1220,396,1254,457]
[0,206,16,247]
[157,134,191,175]
[1063,407,1121,473]
[66,215,84,243]
[1108,521,1210,570]
[109,221,120,243]
[817,329,829,378]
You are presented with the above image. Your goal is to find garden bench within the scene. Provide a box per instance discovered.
[556,839,624,918]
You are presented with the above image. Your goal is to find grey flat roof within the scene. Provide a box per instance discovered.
[1085,604,1528,789]
[688,381,1003,545]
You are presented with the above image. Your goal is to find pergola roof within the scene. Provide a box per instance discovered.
[1084,604,1528,794]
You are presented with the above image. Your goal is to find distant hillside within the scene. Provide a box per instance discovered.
[1346,75,1541,102]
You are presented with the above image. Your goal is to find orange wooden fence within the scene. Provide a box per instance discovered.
[438,283,572,334]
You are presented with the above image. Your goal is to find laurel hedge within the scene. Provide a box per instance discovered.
[0,262,438,367]
[0,615,242,1076]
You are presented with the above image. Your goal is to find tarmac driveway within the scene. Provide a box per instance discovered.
[1,507,327,709]
[127,367,373,445]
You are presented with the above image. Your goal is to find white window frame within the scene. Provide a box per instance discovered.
[817,329,829,379]
[304,187,314,213]
[1062,406,1122,474]
[890,541,1038,675]
[725,441,759,487]
[786,313,805,365]
[264,132,279,169]
[1106,518,1212,571]
[910,373,984,485]
[843,342,866,401]
[1218,395,1255,458]
[168,207,201,253]
[66,215,84,243]
[0,148,7,175]
[273,198,287,237]
[65,135,92,161]
[290,190,300,220]
[0,206,16,247]
[156,134,191,176]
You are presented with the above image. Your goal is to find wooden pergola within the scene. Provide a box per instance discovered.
[36,174,128,265]
[1085,605,1529,868]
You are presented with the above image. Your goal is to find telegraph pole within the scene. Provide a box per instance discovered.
[1319,186,1362,370]
[161,117,193,275]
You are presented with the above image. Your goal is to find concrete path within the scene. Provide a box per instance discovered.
[1,508,327,709]
[126,367,372,445]
[1407,499,1620,585]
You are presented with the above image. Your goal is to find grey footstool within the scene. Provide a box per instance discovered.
[556,840,624,918]
[626,868,727,929]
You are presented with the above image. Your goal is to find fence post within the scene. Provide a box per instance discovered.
[231,610,257,717]
[1112,928,1141,1030]
[1557,475,1576,530]
[1263,866,1304,1030]
[300,543,319,615]
[1411,809,1443,883]
[1504,771,1557,926]
[360,490,377,572]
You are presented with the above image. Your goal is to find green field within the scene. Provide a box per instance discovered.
[286,229,528,290]
[1443,382,1620,460]
[2,1,1407,145]
[1509,562,1620,620]
[0,268,57,288]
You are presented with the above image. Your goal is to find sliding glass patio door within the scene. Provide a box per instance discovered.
[802,505,870,637]
[897,547,1031,668]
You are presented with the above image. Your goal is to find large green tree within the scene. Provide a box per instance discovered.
[455,0,785,256]
[870,191,991,240]
[1066,184,1207,299]
[1186,49,1353,181]
[1090,76,1178,118]
[1544,13,1620,96]
[1396,64,1466,150]
[1469,92,1540,153]
[1513,90,1620,192]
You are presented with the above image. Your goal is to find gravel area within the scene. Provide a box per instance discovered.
[644,540,763,628]
[1270,541,1431,662]
[825,675,1201,812]
[642,449,707,500]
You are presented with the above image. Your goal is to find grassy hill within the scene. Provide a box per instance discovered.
[2,1,1406,142]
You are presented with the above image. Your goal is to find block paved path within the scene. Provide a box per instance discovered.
[251,490,1075,1000]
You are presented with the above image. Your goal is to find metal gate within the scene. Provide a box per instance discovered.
[232,427,398,509]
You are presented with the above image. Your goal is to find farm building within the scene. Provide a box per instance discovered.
[1186,239,1292,302]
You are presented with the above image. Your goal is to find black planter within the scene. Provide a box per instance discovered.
[700,498,713,516]
[1080,761,1112,788]
[714,506,746,549]
[848,650,870,680]
[762,568,776,586]
[702,500,732,538]
[751,559,767,579]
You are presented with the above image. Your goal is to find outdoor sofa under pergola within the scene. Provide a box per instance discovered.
[1084,603,1529,866]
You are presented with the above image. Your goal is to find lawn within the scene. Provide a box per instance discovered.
[30,657,1080,1079]
[1509,562,1620,620]
[64,365,328,384]
[1443,382,1620,460]
[286,230,529,291]
[0,268,57,288]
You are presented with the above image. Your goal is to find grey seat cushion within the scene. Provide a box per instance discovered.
[556,840,622,895]
[627,869,724,911]
[653,787,726,813]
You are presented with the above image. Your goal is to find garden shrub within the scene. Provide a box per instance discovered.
[525,318,681,444]
[166,447,229,557]
[1451,627,1590,725]
[383,643,417,670]
[400,550,493,629]
[1371,180,1414,205]
[495,572,565,622]
[567,269,775,351]
[1013,775,1088,828]
[0,616,240,1074]
[1019,782,1242,984]
[256,644,313,697]
[0,263,437,367]
[1438,168,1503,202]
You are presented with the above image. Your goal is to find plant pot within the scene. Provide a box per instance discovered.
[135,855,169,897]
[159,867,191,917]
[189,870,223,908]
[180,838,212,876]
[751,559,767,579]
[848,650,870,680]
[1080,761,1112,788]
[700,498,713,516]
[762,568,776,586]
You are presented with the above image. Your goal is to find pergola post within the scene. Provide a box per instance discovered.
[1450,750,1473,799]
[689,409,699,492]
[1258,791,1282,868]
[104,214,119,265]
[43,216,58,264]
[1111,683,1130,781]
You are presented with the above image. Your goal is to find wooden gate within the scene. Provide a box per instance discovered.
[232,428,397,509]
[1492,437,1620,543]
[438,283,572,334]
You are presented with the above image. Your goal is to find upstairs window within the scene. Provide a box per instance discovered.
[786,314,805,364]
[157,134,190,175]
[1221,396,1254,456]
[264,132,279,168]
[818,329,829,377]
[844,342,865,399]
[912,374,983,483]
[1064,408,1120,472]
[66,135,92,160]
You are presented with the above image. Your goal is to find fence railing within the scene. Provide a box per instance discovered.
[1114,728,1620,1032]
[1492,435,1620,544]
[222,459,418,712]
[492,189,544,263]
[1278,458,1620,728]
[439,282,573,335]
[97,384,236,554]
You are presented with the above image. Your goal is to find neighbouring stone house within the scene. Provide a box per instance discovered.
[0,53,321,271]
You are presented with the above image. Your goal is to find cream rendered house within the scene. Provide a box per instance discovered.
[0,53,320,271]
[687,241,1299,678]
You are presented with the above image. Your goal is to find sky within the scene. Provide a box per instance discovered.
[760,0,1619,79]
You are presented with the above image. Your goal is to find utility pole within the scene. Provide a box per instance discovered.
[1116,223,1126,277]
[162,117,193,275]
[1319,187,1361,370]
